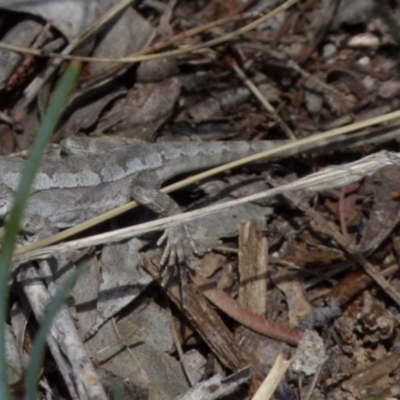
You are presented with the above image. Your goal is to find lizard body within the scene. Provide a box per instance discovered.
[0,138,289,239]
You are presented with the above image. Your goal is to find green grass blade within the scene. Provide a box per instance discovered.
[0,60,81,399]
[25,259,88,400]
[113,384,124,400]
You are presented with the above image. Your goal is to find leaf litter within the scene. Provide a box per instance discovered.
[2,0,400,398]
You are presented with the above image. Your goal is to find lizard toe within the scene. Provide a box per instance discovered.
[158,226,186,266]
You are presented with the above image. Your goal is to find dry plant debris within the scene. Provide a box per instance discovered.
[2,0,400,399]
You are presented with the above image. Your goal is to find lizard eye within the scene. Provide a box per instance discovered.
[0,199,11,217]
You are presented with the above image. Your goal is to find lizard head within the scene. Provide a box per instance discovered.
[0,186,12,218]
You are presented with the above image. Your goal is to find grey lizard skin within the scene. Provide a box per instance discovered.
[0,137,290,263]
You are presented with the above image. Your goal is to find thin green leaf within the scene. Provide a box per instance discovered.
[25,259,88,400]
[113,384,124,400]
[0,60,81,399]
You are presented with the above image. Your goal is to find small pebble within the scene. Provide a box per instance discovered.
[357,56,371,67]
[378,80,400,99]
[323,43,337,61]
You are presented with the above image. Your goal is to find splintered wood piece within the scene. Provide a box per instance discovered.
[189,270,301,346]
[238,220,269,316]
[141,255,254,375]
[17,261,107,399]
[177,367,252,400]
[343,352,400,395]
[252,354,292,400]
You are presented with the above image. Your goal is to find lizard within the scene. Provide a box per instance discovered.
[3,125,397,265]
[0,136,291,265]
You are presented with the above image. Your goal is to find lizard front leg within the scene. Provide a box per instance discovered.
[130,173,188,267]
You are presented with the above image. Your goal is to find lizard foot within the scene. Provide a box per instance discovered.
[157,226,202,302]
[157,226,186,266]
